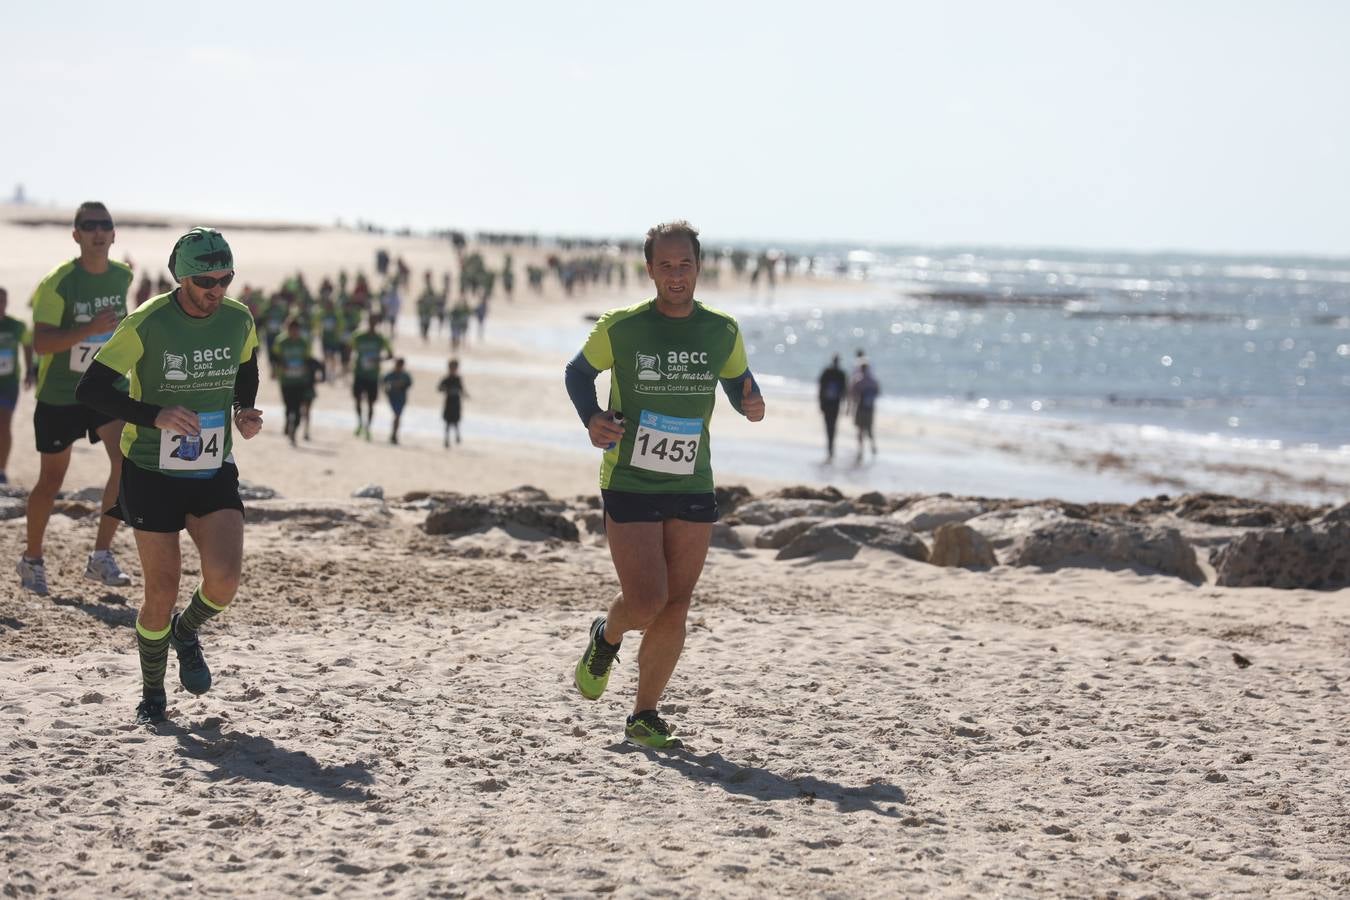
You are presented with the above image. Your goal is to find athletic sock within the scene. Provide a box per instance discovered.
[174,587,226,640]
[137,620,171,694]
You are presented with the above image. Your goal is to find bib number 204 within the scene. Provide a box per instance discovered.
[170,432,218,462]
[159,410,226,476]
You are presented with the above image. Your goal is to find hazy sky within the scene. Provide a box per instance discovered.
[3,2,1347,256]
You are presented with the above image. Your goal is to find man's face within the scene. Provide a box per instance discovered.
[72,209,115,257]
[178,270,232,317]
[647,234,700,307]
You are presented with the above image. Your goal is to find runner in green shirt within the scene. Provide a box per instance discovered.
[317,298,344,376]
[17,201,135,596]
[416,273,438,342]
[0,287,35,485]
[348,317,392,440]
[273,318,312,446]
[564,221,765,748]
[76,226,264,725]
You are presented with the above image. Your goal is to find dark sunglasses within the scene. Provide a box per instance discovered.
[77,219,115,232]
[189,272,235,289]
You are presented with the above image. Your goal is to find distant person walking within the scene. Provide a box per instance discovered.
[437,359,467,448]
[818,354,847,461]
[848,362,880,462]
[382,357,412,444]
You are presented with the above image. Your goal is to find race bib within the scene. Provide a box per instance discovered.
[359,351,378,372]
[0,349,14,377]
[159,410,226,477]
[70,332,111,372]
[630,410,702,476]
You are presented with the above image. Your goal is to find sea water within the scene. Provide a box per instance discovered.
[405,246,1350,503]
[721,246,1349,451]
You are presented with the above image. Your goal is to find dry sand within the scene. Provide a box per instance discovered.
[1,220,1348,897]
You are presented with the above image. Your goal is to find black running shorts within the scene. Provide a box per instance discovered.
[601,489,719,524]
[34,401,116,454]
[352,378,378,403]
[108,460,245,533]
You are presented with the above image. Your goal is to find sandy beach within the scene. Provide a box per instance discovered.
[1,218,1348,897]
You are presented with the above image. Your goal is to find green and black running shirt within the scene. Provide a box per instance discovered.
[579,298,749,493]
[93,292,259,477]
[350,332,392,381]
[31,259,133,405]
[0,316,30,390]
[272,335,310,386]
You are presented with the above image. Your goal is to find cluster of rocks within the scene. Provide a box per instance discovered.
[391,483,1345,590]
[717,487,1345,589]
[407,486,579,542]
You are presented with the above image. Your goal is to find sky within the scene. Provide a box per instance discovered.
[2,1,1347,256]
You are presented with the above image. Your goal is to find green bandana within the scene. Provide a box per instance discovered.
[169,227,234,279]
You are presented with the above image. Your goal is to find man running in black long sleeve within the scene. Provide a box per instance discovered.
[76,227,263,725]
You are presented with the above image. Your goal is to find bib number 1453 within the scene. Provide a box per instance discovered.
[630,410,701,476]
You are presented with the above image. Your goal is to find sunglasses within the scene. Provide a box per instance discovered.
[189,272,235,289]
[77,219,115,232]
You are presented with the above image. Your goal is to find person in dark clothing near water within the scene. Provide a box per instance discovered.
[818,354,847,461]
[848,362,881,462]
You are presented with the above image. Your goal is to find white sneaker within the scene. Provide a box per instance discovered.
[17,556,49,596]
[85,551,132,587]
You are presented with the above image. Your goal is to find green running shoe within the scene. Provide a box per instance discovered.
[169,613,212,696]
[573,616,620,700]
[625,710,682,750]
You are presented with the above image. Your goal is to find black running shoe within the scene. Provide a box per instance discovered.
[136,691,167,725]
[169,613,212,695]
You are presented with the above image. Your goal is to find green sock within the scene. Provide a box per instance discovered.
[136,620,171,695]
[174,587,226,640]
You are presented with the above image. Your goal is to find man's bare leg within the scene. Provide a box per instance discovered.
[632,519,712,713]
[25,447,71,559]
[0,408,13,477]
[134,530,182,632]
[93,420,124,551]
[184,508,244,608]
[602,516,713,713]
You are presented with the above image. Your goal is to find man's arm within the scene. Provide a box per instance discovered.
[564,351,604,426]
[719,370,764,419]
[21,327,35,388]
[565,351,623,448]
[233,355,260,412]
[75,361,160,427]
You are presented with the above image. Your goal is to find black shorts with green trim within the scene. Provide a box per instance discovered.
[108,460,245,533]
[34,401,116,454]
[601,489,719,524]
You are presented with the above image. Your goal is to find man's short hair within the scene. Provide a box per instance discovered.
[644,220,701,265]
[73,201,110,227]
